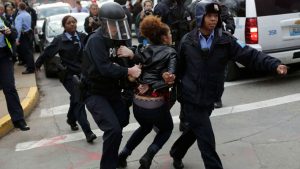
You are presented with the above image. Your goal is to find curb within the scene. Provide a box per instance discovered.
[0,87,39,138]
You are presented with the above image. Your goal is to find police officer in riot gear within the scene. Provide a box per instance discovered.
[82,2,141,169]
[169,1,287,169]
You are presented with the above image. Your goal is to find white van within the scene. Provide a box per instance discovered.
[220,0,300,81]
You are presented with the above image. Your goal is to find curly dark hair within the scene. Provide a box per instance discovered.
[140,15,170,45]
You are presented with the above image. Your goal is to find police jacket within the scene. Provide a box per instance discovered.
[0,16,16,43]
[133,45,177,90]
[82,28,129,97]
[35,32,86,74]
[178,28,281,107]
[0,16,16,57]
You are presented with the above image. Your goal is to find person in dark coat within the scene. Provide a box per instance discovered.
[3,4,17,63]
[131,0,143,23]
[116,15,176,169]
[84,3,100,34]
[0,14,30,131]
[35,15,96,143]
[169,1,288,169]
[82,2,141,169]
[188,0,236,108]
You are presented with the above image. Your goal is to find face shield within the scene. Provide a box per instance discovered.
[101,17,131,40]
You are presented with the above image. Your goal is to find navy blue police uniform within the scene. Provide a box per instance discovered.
[0,16,29,130]
[15,9,34,74]
[82,28,131,169]
[35,32,96,142]
[169,2,284,169]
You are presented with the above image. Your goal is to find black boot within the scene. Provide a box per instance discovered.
[170,150,184,169]
[139,146,159,169]
[118,148,131,168]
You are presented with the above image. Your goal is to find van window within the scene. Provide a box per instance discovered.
[255,0,300,16]
[222,0,246,17]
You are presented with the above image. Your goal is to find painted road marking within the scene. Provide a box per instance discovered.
[39,76,277,118]
[18,93,300,152]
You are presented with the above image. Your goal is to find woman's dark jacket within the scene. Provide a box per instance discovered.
[178,28,281,107]
[133,45,177,90]
[35,32,86,74]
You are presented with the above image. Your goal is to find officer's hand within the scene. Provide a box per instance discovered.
[35,66,41,72]
[137,84,149,94]
[128,64,141,78]
[16,40,20,46]
[276,64,288,76]
[162,72,176,85]
[4,27,11,35]
[117,45,134,59]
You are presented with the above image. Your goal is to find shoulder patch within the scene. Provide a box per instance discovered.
[236,40,246,48]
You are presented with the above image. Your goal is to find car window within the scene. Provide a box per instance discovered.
[255,0,300,16]
[38,6,70,19]
[221,0,245,17]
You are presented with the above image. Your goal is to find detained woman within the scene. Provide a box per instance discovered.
[116,15,176,169]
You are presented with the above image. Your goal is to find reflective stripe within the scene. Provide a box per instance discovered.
[0,18,13,52]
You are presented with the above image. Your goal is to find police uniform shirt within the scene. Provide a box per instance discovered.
[198,30,214,49]
[64,32,81,49]
[14,10,31,41]
[0,19,6,48]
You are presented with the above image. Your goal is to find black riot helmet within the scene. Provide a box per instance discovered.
[98,2,131,40]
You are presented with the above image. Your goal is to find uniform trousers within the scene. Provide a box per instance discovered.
[0,48,24,122]
[85,94,129,169]
[123,102,173,153]
[170,103,223,169]
[62,73,92,134]
[18,31,34,71]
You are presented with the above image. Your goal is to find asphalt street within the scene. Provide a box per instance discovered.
[1,57,300,169]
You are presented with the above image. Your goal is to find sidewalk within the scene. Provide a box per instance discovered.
[0,64,39,138]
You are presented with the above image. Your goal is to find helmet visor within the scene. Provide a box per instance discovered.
[101,18,131,40]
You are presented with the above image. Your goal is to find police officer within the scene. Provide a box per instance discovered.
[188,0,236,108]
[23,0,37,31]
[0,14,30,131]
[82,2,141,169]
[35,15,96,143]
[15,2,34,74]
[169,1,287,169]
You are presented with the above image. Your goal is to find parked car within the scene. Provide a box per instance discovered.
[218,0,300,81]
[39,13,89,77]
[34,2,71,52]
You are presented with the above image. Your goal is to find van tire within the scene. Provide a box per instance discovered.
[225,61,240,82]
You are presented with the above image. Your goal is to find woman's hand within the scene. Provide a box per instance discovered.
[117,45,134,59]
[162,72,176,85]
[138,84,149,94]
